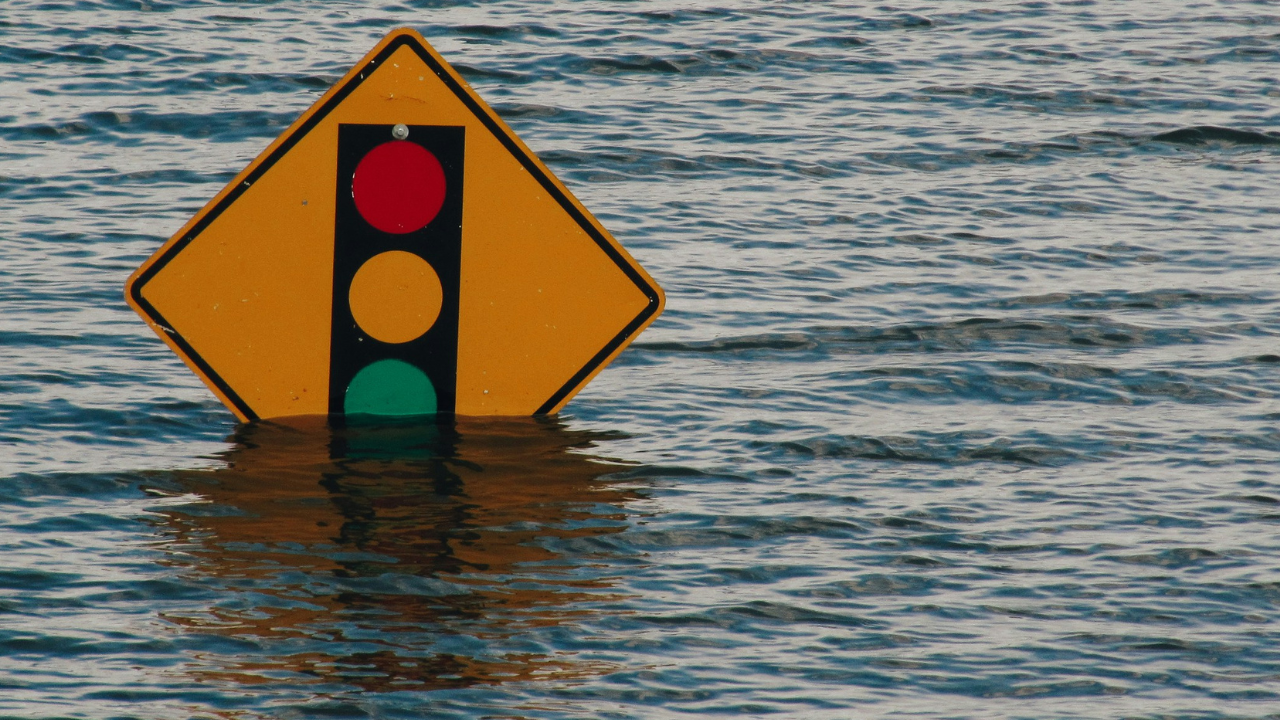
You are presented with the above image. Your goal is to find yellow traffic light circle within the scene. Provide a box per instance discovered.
[348,250,443,344]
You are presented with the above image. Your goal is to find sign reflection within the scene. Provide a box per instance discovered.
[155,416,641,692]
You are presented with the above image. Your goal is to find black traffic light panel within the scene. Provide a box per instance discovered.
[330,123,465,417]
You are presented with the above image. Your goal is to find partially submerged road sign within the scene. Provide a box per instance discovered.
[126,28,664,422]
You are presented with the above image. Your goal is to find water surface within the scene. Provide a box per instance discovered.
[3,2,1280,718]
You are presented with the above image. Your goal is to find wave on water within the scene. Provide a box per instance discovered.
[1151,125,1280,145]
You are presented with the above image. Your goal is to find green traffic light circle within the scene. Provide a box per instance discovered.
[344,359,438,416]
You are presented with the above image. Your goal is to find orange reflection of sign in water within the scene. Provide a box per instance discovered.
[154,417,641,691]
[125,27,664,422]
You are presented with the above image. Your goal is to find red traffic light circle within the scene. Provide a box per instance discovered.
[351,140,446,234]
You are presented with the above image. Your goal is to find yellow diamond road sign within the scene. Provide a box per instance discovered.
[125,27,664,422]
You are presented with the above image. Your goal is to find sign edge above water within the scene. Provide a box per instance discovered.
[124,27,665,422]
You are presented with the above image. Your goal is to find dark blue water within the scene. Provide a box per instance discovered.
[4,2,1280,718]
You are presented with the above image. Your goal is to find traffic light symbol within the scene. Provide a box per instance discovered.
[330,123,465,418]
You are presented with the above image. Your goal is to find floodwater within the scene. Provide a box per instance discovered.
[4,1,1280,718]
